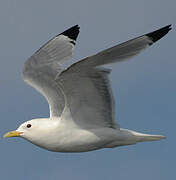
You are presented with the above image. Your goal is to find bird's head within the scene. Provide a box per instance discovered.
[3,118,59,146]
[4,119,39,138]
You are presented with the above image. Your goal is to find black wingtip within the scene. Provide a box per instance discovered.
[147,24,172,44]
[59,25,80,41]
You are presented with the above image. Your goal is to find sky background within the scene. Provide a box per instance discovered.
[0,0,175,179]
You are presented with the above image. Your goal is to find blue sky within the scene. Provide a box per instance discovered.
[0,0,175,179]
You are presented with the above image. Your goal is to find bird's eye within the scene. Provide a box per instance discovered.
[26,124,32,128]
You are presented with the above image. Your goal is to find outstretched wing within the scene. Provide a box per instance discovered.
[70,25,171,69]
[58,25,171,129]
[22,24,171,130]
[58,67,119,129]
[22,25,80,117]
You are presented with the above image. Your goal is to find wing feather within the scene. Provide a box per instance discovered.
[57,25,171,128]
[58,68,119,129]
[23,25,80,117]
[69,25,171,69]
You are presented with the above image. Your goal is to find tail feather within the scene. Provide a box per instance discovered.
[136,133,166,142]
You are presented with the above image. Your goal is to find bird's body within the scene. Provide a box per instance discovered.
[23,118,119,152]
[4,24,171,152]
[18,118,165,152]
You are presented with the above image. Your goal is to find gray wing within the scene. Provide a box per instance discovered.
[58,68,119,129]
[22,25,80,117]
[58,25,171,129]
[70,25,171,69]
[22,25,171,129]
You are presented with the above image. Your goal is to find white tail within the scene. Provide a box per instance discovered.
[135,132,166,142]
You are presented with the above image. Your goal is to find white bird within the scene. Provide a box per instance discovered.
[4,25,171,152]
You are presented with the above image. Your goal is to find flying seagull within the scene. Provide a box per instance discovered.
[4,25,171,152]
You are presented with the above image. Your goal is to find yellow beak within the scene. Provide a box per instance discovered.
[3,131,22,138]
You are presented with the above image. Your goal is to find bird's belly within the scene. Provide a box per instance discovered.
[34,128,116,152]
